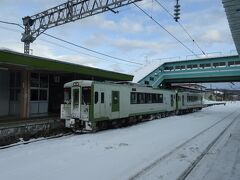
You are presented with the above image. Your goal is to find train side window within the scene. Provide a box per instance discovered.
[159,94,163,103]
[152,94,156,103]
[130,92,137,104]
[137,93,145,104]
[101,92,104,103]
[95,92,99,104]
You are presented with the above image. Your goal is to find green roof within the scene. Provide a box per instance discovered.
[0,49,133,81]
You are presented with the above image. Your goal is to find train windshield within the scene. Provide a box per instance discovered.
[64,88,71,104]
[82,87,91,105]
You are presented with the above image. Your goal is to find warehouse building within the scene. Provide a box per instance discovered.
[0,49,133,121]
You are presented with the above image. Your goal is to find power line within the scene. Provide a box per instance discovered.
[153,0,206,55]
[0,24,131,65]
[39,38,131,64]
[0,20,142,66]
[134,2,199,57]
[0,20,24,29]
[0,21,135,65]
[42,33,142,65]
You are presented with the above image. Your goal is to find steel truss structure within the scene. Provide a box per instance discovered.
[21,0,140,54]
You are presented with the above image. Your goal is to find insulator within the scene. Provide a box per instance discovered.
[174,4,181,8]
[174,8,180,12]
[174,0,181,22]
[174,12,180,16]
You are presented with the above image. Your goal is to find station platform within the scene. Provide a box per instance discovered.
[0,116,64,146]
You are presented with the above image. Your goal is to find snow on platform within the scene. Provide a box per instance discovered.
[0,102,240,180]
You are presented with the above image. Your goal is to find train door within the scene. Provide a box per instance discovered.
[81,86,91,121]
[112,91,120,112]
[71,87,81,119]
[111,91,120,119]
[171,94,174,107]
[99,92,107,117]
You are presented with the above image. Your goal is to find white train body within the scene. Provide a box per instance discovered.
[61,80,202,131]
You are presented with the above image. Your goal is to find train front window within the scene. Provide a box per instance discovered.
[73,88,79,106]
[82,87,91,105]
[64,88,71,104]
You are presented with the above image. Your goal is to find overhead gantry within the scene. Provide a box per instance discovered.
[21,0,141,54]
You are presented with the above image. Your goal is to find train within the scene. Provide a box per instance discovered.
[60,80,203,132]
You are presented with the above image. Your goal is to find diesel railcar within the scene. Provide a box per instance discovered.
[61,80,203,132]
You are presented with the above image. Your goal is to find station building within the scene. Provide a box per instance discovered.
[0,49,133,121]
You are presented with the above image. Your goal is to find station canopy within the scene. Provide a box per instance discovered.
[223,0,240,55]
[0,49,133,81]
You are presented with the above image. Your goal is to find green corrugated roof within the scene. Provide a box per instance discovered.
[0,49,133,81]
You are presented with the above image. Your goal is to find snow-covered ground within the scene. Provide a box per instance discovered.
[203,99,226,105]
[0,102,239,180]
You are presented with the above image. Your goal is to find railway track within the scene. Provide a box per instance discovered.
[177,110,240,180]
[128,110,240,180]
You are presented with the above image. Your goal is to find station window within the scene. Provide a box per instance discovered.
[31,89,39,101]
[39,89,48,101]
[40,74,48,88]
[192,64,198,69]
[213,62,219,67]
[219,62,226,66]
[150,77,154,81]
[180,65,185,70]
[164,66,173,71]
[31,73,39,87]
[101,92,104,104]
[95,92,99,104]
[10,72,21,101]
[228,61,234,66]
[30,73,49,102]
[187,65,192,69]
[144,81,149,85]
[175,66,181,70]
[235,61,240,65]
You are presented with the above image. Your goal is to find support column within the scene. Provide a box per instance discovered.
[20,70,30,119]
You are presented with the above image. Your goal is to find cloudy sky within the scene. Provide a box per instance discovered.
[0,0,237,77]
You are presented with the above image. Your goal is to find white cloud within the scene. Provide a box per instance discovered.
[200,29,222,43]
[111,38,166,54]
[56,54,99,68]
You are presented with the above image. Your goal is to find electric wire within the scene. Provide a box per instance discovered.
[0,24,126,65]
[153,0,206,55]
[42,33,142,65]
[133,2,199,57]
[0,20,142,66]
